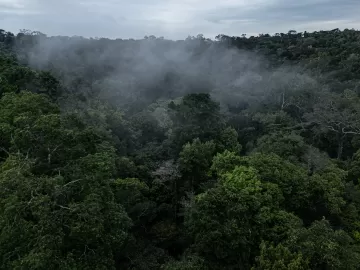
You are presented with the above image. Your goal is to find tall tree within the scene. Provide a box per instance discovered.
[305,90,360,159]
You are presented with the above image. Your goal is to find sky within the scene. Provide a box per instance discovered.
[1,0,360,39]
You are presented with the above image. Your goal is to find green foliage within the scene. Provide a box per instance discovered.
[185,165,285,269]
[243,153,310,212]
[217,127,242,153]
[0,53,61,98]
[252,111,295,132]
[1,28,360,269]
[211,150,243,176]
[252,242,310,270]
[0,92,59,123]
[308,164,346,216]
[0,153,131,269]
[254,131,307,163]
[168,93,224,151]
[304,90,360,159]
[349,149,360,183]
[162,255,207,269]
[288,220,360,270]
[221,165,262,192]
[179,138,216,192]
[112,178,156,224]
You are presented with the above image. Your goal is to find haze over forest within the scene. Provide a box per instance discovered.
[1,21,360,269]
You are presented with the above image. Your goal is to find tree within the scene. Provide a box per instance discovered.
[287,220,360,270]
[178,139,216,193]
[243,153,310,213]
[349,149,360,183]
[217,127,242,153]
[152,160,181,220]
[111,178,171,269]
[253,131,307,163]
[168,93,224,152]
[162,255,207,269]
[185,165,284,269]
[0,151,132,269]
[252,242,310,270]
[210,150,243,176]
[306,163,346,220]
[304,90,360,159]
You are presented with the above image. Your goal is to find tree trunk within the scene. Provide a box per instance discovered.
[174,179,178,220]
[337,134,344,160]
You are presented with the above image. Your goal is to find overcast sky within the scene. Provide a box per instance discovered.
[1,0,360,39]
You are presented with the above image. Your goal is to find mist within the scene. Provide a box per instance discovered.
[16,33,321,119]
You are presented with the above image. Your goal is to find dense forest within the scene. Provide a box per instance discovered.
[1,27,360,269]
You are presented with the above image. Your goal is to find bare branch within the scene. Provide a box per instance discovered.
[27,190,35,205]
[47,144,62,164]
[63,179,82,187]
[0,147,10,156]
[327,126,339,133]
[57,205,71,210]
[342,130,360,135]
